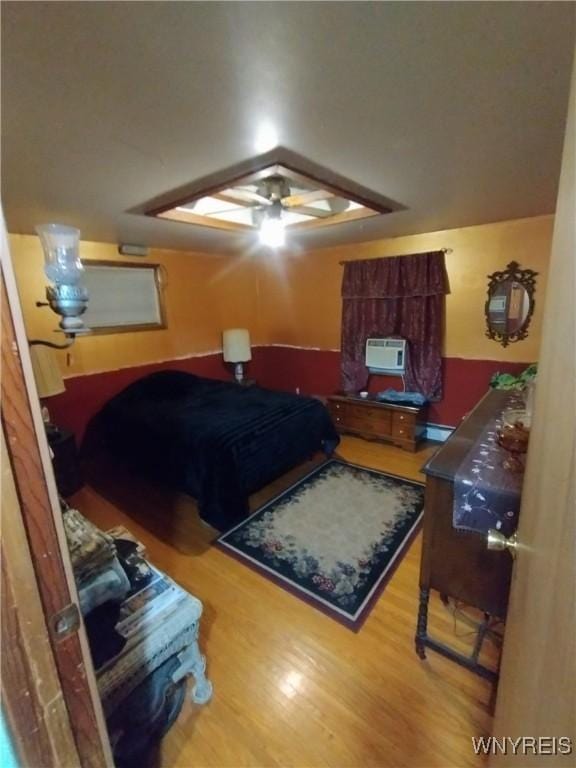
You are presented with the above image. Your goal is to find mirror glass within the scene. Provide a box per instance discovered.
[487,280,530,335]
[485,262,537,347]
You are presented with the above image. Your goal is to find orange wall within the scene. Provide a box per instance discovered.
[255,215,553,362]
[11,214,553,381]
[9,234,261,377]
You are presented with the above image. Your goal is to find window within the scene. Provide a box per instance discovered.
[82,261,166,334]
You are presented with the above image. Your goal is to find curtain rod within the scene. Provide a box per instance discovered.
[339,247,453,265]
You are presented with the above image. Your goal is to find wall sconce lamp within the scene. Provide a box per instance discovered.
[222,328,252,383]
[29,223,90,349]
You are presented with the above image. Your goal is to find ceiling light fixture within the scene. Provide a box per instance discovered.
[259,216,285,248]
[146,149,404,237]
[258,201,285,248]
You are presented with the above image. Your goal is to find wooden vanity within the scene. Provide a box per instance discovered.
[415,389,517,680]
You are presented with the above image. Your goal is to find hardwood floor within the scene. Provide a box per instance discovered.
[74,436,498,768]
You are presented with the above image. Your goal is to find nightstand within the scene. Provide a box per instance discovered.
[47,428,83,497]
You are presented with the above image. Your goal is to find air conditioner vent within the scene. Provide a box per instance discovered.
[365,338,406,375]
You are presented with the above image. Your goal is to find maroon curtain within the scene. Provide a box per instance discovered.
[341,251,449,400]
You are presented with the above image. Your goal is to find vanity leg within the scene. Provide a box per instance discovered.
[415,587,430,659]
[470,612,491,663]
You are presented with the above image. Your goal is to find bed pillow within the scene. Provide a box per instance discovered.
[115,371,204,403]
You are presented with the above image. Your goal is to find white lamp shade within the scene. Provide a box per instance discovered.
[29,345,66,398]
[222,329,251,363]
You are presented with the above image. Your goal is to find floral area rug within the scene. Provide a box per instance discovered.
[215,460,425,630]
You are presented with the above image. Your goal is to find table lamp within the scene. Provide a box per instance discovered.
[222,329,251,383]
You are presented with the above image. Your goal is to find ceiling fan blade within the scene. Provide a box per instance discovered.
[288,205,333,218]
[214,189,272,207]
[282,189,335,208]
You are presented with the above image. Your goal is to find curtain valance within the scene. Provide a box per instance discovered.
[341,251,450,299]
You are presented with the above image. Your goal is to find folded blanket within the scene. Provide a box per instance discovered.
[376,388,427,406]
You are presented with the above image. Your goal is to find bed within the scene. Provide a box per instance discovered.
[98,371,340,530]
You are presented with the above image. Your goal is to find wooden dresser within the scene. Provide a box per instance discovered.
[326,394,428,451]
[416,389,516,680]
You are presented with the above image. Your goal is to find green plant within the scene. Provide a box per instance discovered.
[490,363,537,390]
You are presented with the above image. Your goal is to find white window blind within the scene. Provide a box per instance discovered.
[82,263,165,332]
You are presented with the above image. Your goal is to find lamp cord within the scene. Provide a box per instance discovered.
[29,338,75,350]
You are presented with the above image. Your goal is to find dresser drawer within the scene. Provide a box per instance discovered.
[336,403,391,433]
[347,404,380,421]
[328,401,348,423]
[392,411,416,438]
[346,414,387,436]
[354,409,392,434]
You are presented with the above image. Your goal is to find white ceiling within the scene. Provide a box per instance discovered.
[2,2,574,254]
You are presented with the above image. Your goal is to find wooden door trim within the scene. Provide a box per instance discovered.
[490,53,575,764]
[1,227,113,766]
[1,427,80,767]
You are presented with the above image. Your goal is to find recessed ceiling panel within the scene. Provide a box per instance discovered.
[146,150,404,234]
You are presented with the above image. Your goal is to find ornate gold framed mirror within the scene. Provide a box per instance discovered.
[485,261,538,347]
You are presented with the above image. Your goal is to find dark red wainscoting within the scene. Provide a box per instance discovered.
[48,353,228,443]
[47,346,532,446]
[253,348,531,427]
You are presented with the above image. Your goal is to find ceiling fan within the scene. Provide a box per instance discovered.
[213,175,350,226]
[147,148,400,243]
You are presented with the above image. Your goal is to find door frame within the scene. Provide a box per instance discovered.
[490,50,575,765]
[1,217,113,767]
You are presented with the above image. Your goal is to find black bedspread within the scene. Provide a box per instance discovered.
[98,371,340,530]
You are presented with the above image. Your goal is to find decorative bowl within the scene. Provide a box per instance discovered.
[502,408,531,430]
[497,421,530,454]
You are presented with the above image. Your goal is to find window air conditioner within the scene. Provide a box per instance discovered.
[365,338,407,375]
